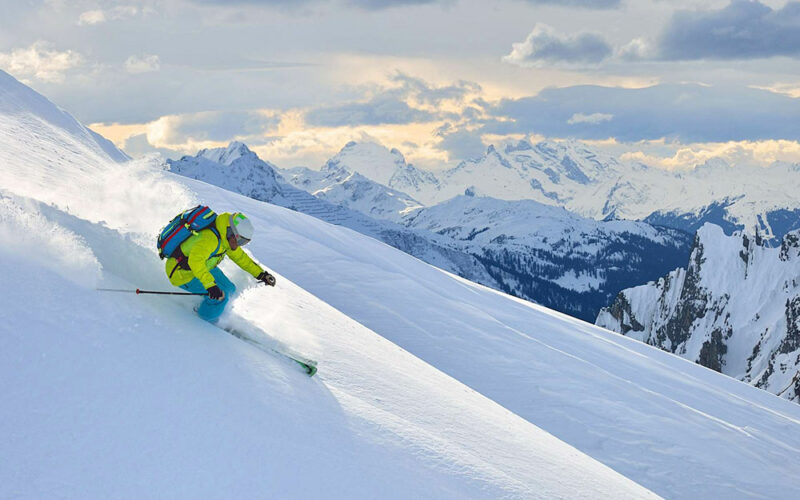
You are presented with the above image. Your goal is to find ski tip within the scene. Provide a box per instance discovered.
[299,361,318,377]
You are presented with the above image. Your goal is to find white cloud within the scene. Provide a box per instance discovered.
[78,10,106,25]
[125,54,160,74]
[617,37,655,61]
[502,24,612,68]
[567,112,613,125]
[619,140,800,170]
[0,42,83,83]
[78,6,139,25]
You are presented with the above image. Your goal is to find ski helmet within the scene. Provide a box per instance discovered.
[230,212,254,245]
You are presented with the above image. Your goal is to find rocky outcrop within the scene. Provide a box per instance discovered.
[597,223,800,402]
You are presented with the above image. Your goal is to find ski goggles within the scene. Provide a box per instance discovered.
[227,220,250,246]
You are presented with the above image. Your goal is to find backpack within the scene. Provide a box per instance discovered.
[157,205,218,260]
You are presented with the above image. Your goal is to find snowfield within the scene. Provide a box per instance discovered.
[1,70,657,499]
[2,70,800,500]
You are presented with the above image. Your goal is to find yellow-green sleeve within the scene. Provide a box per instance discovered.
[187,232,219,289]
[227,246,264,278]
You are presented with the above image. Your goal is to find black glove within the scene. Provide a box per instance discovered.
[207,285,225,300]
[257,271,276,287]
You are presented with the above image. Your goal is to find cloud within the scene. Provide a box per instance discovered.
[121,133,184,159]
[503,24,612,67]
[523,0,620,8]
[617,37,655,61]
[78,6,139,25]
[346,0,442,9]
[435,123,487,160]
[125,54,160,74]
[146,110,281,145]
[187,0,443,9]
[390,73,481,106]
[78,10,106,25]
[619,140,800,171]
[305,93,435,127]
[658,0,800,60]
[0,42,83,83]
[487,83,800,143]
[567,112,613,125]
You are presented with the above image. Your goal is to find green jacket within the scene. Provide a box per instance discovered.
[165,212,263,288]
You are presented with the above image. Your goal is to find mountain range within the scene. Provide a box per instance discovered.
[307,140,800,244]
[171,142,691,320]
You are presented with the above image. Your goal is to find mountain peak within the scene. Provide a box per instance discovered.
[326,140,408,186]
[198,141,256,166]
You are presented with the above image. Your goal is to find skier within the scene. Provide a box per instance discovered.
[164,211,276,322]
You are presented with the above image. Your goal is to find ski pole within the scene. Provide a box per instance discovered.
[96,288,208,296]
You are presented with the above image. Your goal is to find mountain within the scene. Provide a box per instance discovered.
[178,142,693,321]
[167,143,500,288]
[5,69,800,500]
[281,153,423,223]
[334,139,800,244]
[597,223,800,401]
[404,193,692,321]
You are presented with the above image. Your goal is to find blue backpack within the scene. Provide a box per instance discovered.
[157,205,218,260]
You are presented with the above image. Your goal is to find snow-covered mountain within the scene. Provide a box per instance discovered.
[404,193,691,320]
[597,223,800,401]
[330,140,800,243]
[176,142,692,321]
[168,143,500,288]
[5,69,800,500]
[281,150,423,223]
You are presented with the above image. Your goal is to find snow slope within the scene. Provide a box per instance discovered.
[0,71,656,499]
[3,71,800,500]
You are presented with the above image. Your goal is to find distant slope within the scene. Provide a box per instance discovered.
[404,194,692,321]
[0,70,657,500]
[597,223,800,402]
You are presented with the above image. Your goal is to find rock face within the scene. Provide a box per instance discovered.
[405,194,692,321]
[597,223,800,402]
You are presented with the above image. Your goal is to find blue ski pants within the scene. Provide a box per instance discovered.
[179,267,236,323]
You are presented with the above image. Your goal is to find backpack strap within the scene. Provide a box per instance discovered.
[209,227,223,258]
[168,226,224,280]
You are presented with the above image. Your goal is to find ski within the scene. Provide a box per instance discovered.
[223,327,318,377]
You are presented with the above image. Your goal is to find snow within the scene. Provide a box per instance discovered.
[279,161,423,224]
[0,70,656,500]
[335,140,800,241]
[597,222,800,402]
[3,70,800,500]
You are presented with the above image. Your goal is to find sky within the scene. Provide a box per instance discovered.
[1,0,800,170]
